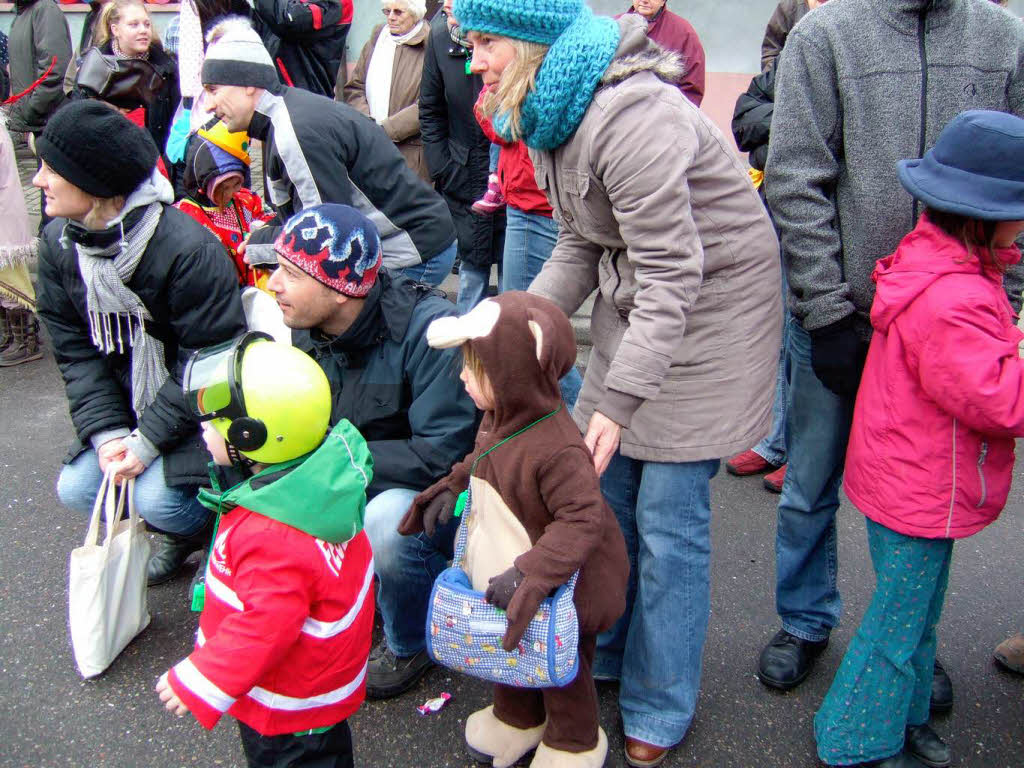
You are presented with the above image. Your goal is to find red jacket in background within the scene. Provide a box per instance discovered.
[167,508,374,735]
[475,93,553,217]
[619,7,705,106]
[844,216,1024,540]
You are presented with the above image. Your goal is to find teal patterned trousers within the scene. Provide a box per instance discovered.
[814,518,953,765]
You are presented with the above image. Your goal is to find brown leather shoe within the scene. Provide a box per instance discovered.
[624,737,670,768]
[994,632,1024,674]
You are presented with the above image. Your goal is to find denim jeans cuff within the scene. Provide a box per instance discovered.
[620,707,691,750]
[752,445,786,466]
[383,628,426,659]
[781,623,830,643]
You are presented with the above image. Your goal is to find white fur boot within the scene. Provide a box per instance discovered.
[465,705,546,768]
[529,728,609,768]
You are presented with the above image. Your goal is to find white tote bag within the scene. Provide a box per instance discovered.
[69,471,151,678]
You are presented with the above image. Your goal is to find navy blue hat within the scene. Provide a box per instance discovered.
[899,110,1024,221]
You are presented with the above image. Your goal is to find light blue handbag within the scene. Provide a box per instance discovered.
[424,407,581,689]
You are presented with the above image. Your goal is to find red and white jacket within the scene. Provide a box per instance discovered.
[167,507,374,735]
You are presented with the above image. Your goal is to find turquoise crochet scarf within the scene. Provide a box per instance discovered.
[493,8,620,151]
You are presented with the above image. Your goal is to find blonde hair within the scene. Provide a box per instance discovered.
[95,0,161,50]
[478,38,549,142]
[82,196,127,230]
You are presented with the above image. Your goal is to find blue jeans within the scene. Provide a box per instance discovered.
[393,240,457,287]
[456,262,495,314]
[498,206,582,409]
[488,142,500,172]
[775,317,855,642]
[815,520,952,765]
[594,451,721,747]
[752,293,791,467]
[363,488,458,657]
[56,449,208,536]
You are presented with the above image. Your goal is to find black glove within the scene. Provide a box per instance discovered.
[809,317,869,398]
[421,488,458,538]
[484,566,524,611]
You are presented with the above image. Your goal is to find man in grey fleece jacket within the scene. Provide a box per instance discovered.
[759,0,1024,704]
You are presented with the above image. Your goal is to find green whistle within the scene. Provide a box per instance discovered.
[454,490,468,518]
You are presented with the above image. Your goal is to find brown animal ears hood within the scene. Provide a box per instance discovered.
[426,291,576,430]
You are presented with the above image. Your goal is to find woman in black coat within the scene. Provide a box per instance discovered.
[33,102,246,586]
[420,4,504,312]
[89,0,181,171]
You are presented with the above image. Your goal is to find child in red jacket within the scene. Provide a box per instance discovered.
[156,333,374,768]
[814,111,1024,768]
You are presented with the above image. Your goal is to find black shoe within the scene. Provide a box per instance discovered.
[848,750,927,767]
[930,658,953,713]
[757,629,828,690]
[147,518,214,586]
[365,639,433,699]
[905,724,951,768]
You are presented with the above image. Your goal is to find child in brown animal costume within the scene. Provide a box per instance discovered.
[399,291,628,768]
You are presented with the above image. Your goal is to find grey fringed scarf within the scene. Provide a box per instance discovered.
[66,171,175,417]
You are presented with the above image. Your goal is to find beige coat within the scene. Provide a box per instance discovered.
[529,17,782,463]
[343,22,431,183]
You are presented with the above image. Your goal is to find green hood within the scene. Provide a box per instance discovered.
[200,420,374,544]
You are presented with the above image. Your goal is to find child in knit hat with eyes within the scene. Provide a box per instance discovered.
[400,292,628,768]
[174,120,274,289]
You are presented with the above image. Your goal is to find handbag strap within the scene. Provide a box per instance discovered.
[451,405,580,598]
[452,405,562,565]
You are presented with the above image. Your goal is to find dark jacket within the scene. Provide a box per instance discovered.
[420,15,504,268]
[766,0,1024,337]
[244,84,456,271]
[93,40,181,162]
[252,0,351,98]
[295,271,479,498]
[8,0,72,134]
[761,0,809,71]
[731,65,775,172]
[36,205,247,486]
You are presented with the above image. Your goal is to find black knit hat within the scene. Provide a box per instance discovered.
[36,101,159,199]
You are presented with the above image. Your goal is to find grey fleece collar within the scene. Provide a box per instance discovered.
[875,0,957,35]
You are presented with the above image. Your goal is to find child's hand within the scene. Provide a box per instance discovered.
[485,566,523,611]
[156,671,190,717]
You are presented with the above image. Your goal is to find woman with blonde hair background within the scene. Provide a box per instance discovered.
[89,0,181,173]
[344,0,431,183]
[454,0,782,765]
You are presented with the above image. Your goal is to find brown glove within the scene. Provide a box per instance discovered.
[501,575,550,652]
[484,566,523,611]
[397,483,458,538]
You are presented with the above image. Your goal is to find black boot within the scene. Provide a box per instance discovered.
[0,307,11,352]
[0,308,43,367]
[147,516,215,586]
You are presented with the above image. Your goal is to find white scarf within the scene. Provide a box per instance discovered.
[365,21,425,124]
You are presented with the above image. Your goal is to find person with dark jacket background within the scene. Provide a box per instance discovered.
[758,0,1024,715]
[264,203,479,701]
[7,0,70,137]
[620,0,705,106]
[8,0,71,233]
[201,18,458,284]
[33,101,246,587]
[421,0,505,311]
[250,0,352,98]
[62,0,103,97]
[760,0,819,71]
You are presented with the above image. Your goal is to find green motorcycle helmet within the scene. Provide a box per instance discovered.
[183,332,332,464]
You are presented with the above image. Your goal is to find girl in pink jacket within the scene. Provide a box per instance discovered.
[815,110,1024,768]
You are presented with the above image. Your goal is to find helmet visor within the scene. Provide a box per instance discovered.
[183,332,272,421]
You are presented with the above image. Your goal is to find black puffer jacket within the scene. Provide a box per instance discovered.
[420,15,504,268]
[252,0,350,98]
[294,271,479,498]
[36,205,247,486]
[731,65,775,172]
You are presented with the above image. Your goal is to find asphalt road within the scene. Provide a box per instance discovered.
[2,348,1022,768]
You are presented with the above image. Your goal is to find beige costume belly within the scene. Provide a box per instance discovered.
[462,476,533,591]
